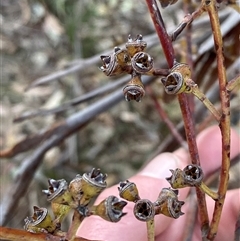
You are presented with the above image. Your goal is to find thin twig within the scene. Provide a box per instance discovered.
[204,1,231,240]
[14,75,131,123]
[146,86,187,149]
[226,74,240,92]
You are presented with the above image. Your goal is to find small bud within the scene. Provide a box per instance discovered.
[131,52,153,74]
[155,188,184,219]
[118,180,140,202]
[24,206,55,233]
[92,195,127,222]
[126,34,147,57]
[123,73,145,102]
[79,168,107,206]
[161,63,191,94]
[133,199,155,222]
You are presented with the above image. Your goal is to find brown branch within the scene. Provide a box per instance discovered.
[146,86,187,149]
[145,0,210,237]
[0,226,97,241]
[204,1,231,240]
[14,75,130,123]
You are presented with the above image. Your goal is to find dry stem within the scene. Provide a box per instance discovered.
[145,0,210,237]
[204,0,231,240]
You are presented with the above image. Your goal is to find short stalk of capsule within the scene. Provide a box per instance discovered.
[186,79,221,122]
[51,202,71,228]
[146,219,155,241]
[198,182,219,200]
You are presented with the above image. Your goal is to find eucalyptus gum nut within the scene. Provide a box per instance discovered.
[155,188,184,219]
[123,74,145,102]
[162,63,191,94]
[133,199,155,222]
[79,168,107,206]
[42,179,76,207]
[69,174,83,201]
[118,180,140,202]
[100,47,131,76]
[126,34,147,57]
[131,52,154,74]
[93,196,127,223]
[166,168,188,189]
[24,206,55,233]
[183,164,204,186]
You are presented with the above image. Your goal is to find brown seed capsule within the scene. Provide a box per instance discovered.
[183,164,204,186]
[166,165,204,188]
[155,188,184,219]
[92,195,127,222]
[68,174,83,202]
[118,180,140,202]
[24,206,55,233]
[123,73,145,102]
[133,199,155,222]
[166,168,187,189]
[126,34,147,57]
[100,47,131,76]
[161,63,191,94]
[42,179,75,207]
[131,52,154,74]
[79,168,107,206]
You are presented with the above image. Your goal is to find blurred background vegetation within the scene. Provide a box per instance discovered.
[1,0,239,232]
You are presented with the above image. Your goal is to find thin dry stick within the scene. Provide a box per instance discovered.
[146,86,187,149]
[226,74,240,92]
[204,1,231,240]
[144,0,210,237]
[0,226,94,241]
